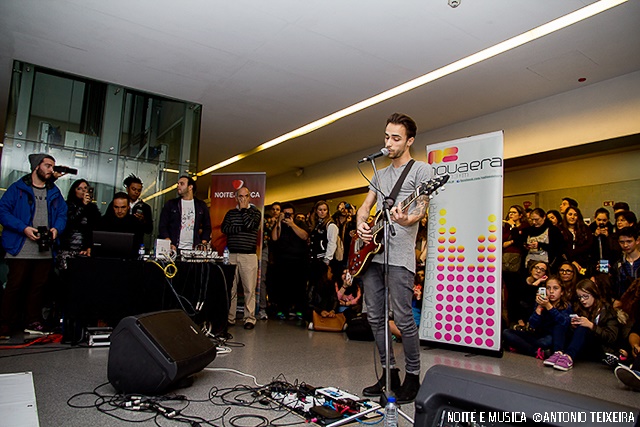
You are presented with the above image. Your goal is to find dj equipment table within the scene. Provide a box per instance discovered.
[63,258,235,342]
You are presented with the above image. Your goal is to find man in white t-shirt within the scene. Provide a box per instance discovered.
[159,176,212,251]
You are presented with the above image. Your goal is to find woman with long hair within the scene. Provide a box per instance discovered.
[550,279,621,371]
[309,200,340,278]
[618,279,640,325]
[57,179,101,269]
[557,261,579,301]
[503,275,572,359]
[502,205,528,273]
[546,210,562,228]
[561,206,593,276]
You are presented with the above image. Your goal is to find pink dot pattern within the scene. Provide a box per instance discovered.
[426,212,500,351]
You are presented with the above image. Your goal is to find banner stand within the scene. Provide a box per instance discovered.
[420,131,504,357]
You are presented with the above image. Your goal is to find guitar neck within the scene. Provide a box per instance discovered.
[371,188,421,236]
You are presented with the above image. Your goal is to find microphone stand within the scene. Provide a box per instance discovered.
[370,159,414,425]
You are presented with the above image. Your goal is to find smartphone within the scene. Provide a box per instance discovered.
[570,314,579,322]
[537,287,547,298]
[598,259,609,273]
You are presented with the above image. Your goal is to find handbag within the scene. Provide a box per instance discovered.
[312,311,346,332]
[345,313,375,341]
[502,252,522,273]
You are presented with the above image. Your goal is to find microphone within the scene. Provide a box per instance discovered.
[358,148,389,163]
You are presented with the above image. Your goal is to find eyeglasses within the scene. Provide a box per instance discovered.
[577,294,591,301]
[559,269,573,274]
[533,266,547,273]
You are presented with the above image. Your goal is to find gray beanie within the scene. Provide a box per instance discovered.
[29,153,55,171]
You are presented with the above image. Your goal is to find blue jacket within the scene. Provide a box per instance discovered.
[529,303,573,334]
[0,174,67,256]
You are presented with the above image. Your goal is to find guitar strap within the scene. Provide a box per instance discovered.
[384,159,415,209]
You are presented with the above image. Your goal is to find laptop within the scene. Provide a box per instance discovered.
[92,231,136,259]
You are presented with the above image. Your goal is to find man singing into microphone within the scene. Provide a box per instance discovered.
[356,113,431,404]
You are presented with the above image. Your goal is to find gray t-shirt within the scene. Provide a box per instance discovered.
[8,186,51,259]
[370,160,431,273]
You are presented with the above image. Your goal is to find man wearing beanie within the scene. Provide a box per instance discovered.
[0,153,67,338]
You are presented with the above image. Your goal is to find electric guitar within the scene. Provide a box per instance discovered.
[347,174,450,278]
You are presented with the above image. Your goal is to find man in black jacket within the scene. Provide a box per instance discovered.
[97,192,144,252]
[158,176,212,251]
[124,174,153,236]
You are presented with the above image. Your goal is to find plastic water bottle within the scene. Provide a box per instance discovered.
[223,247,230,264]
[138,244,145,259]
[384,396,398,427]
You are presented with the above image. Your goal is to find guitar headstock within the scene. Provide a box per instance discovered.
[419,174,450,198]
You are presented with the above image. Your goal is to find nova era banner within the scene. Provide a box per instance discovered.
[420,131,504,353]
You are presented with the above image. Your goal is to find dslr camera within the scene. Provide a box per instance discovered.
[284,212,292,219]
[36,226,52,252]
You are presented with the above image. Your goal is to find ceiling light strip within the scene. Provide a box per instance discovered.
[196,0,625,179]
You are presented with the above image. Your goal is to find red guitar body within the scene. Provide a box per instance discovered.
[346,174,449,278]
[348,215,383,277]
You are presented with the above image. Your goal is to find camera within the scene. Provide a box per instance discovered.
[598,223,606,228]
[53,165,78,175]
[284,212,292,219]
[36,226,52,252]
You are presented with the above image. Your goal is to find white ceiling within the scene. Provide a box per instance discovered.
[1,0,639,180]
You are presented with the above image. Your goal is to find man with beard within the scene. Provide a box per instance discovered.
[159,175,211,251]
[97,192,144,255]
[0,153,67,337]
[356,113,430,404]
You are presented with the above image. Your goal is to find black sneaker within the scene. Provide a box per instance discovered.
[395,372,421,404]
[362,368,400,397]
[603,352,620,367]
[615,365,640,391]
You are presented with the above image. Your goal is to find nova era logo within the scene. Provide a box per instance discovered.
[428,147,459,164]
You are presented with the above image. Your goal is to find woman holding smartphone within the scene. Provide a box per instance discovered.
[57,179,101,269]
[508,260,549,329]
[518,208,565,270]
[549,278,622,371]
[503,275,572,359]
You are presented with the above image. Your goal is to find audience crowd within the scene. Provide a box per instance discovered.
[502,198,640,390]
[1,154,638,391]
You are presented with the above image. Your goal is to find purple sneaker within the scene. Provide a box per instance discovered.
[544,351,563,367]
[553,354,573,371]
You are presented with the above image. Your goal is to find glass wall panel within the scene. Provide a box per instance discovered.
[0,61,201,244]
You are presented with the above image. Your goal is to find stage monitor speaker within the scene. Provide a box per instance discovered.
[107,309,216,395]
[415,365,638,427]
